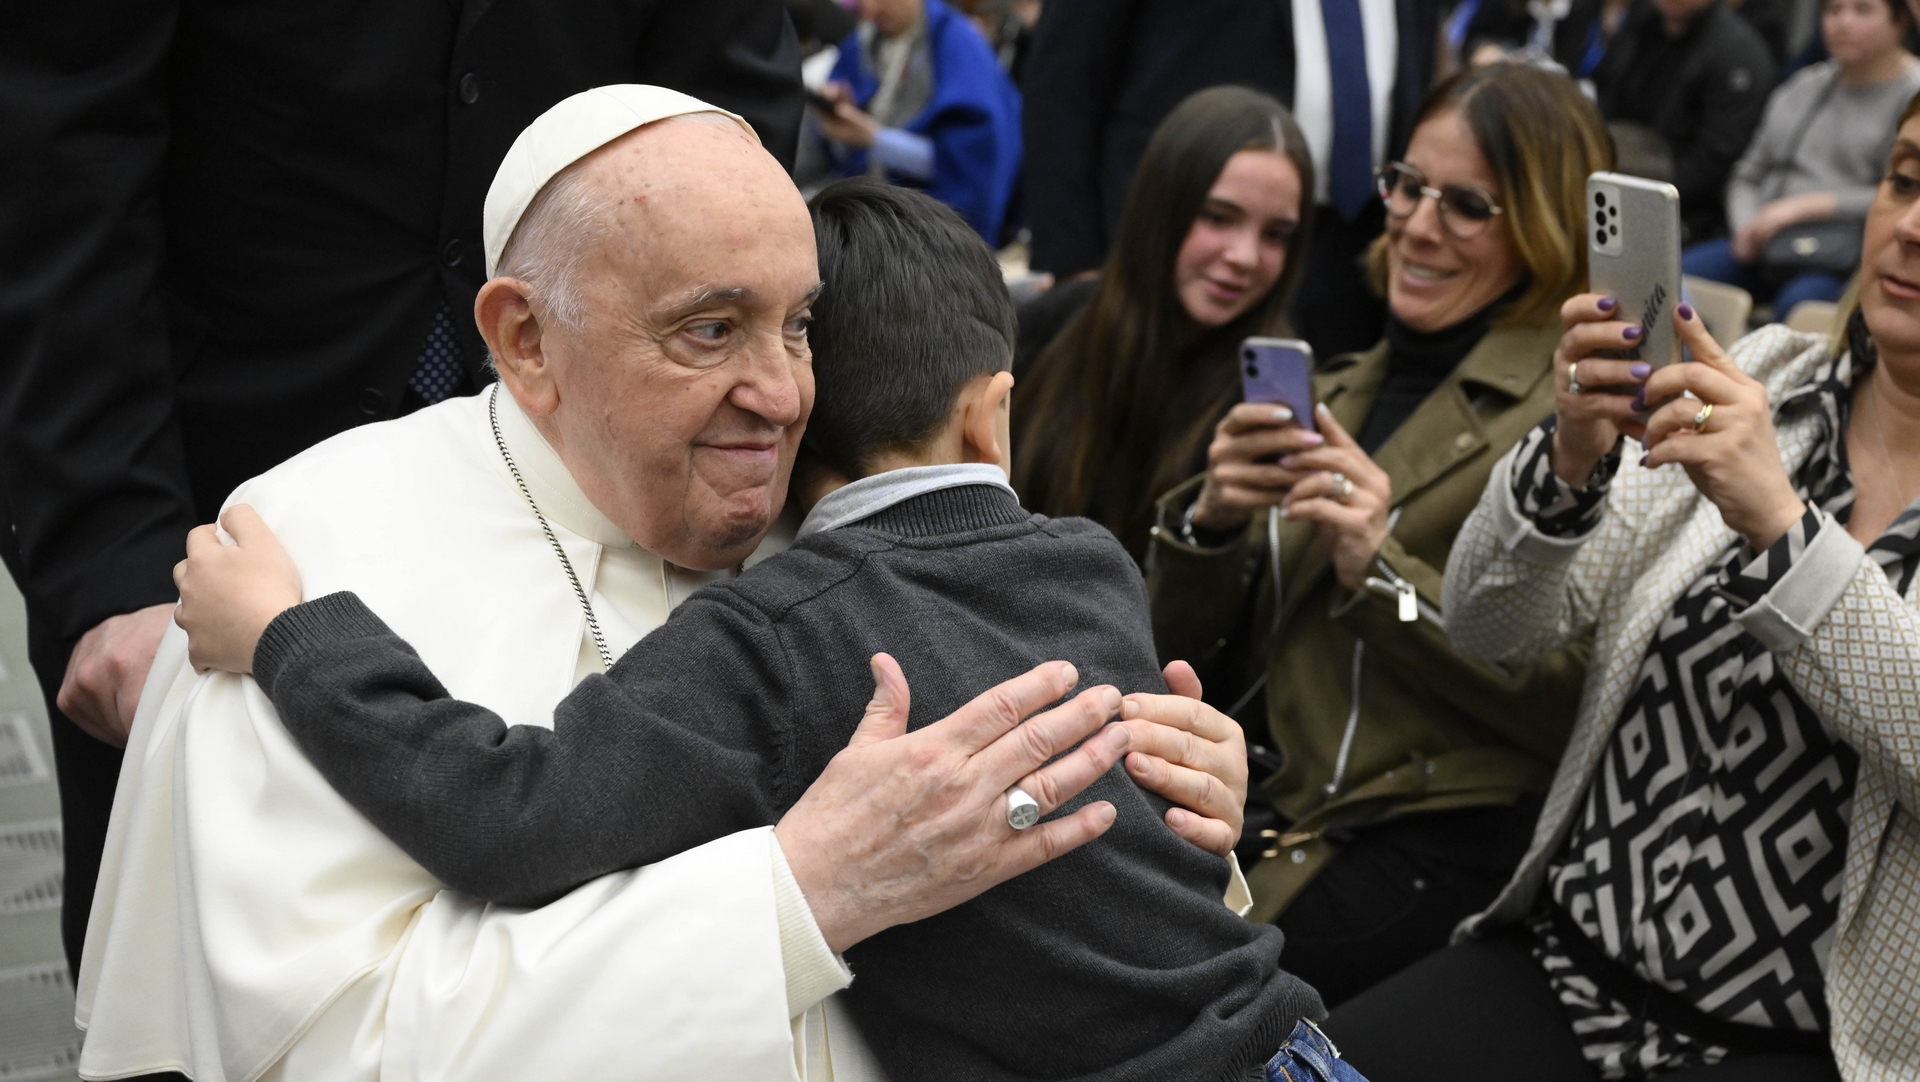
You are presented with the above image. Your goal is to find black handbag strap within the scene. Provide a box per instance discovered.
[1765,74,1841,204]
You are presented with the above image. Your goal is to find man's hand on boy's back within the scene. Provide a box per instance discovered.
[1117,661,1248,857]
[174,504,305,675]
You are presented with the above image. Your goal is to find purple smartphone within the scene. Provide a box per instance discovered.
[1240,337,1316,431]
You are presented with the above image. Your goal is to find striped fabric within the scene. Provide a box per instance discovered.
[1508,417,1619,538]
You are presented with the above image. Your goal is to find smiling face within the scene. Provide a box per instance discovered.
[1171,148,1303,328]
[1860,113,1920,361]
[1384,109,1526,333]
[512,119,820,570]
[1823,0,1906,68]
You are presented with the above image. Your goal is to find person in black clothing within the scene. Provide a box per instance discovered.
[0,0,802,979]
[1593,0,1776,242]
[1463,0,1790,73]
[1019,0,1443,361]
[170,181,1339,1082]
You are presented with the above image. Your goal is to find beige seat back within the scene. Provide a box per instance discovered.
[1682,276,1753,348]
[1783,300,1841,337]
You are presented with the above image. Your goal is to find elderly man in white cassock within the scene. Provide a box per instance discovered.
[72,86,1251,1082]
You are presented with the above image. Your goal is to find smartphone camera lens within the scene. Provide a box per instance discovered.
[1595,210,1606,226]
[1245,364,1260,377]
[1596,228,1607,245]
[1595,191,1607,207]
[1609,224,1618,236]
[1243,349,1255,361]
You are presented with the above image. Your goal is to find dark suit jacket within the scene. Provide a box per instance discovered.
[1594,0,1774,242]
[1021,0,1440,276]
[0,0,802,646]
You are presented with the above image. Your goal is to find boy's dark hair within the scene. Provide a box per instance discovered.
[804,179,1016,480]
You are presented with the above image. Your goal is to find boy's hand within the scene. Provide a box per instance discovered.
[173,505,304,674]
[1117,661,1248,856]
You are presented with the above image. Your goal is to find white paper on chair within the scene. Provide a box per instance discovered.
[0,818,62,917]
[0,714,49,789]
[0,962,84,1081]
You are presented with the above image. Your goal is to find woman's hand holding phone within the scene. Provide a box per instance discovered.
[1276,406,1392,590]
[1550,292,1658,488]
[1189,403,1326,532]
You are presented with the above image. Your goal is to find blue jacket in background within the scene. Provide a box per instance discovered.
[828,0,1022,243]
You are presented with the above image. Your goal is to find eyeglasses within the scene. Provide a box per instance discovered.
[1375,162,1505,239]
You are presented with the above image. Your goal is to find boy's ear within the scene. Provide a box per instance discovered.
[962,370,1017,470]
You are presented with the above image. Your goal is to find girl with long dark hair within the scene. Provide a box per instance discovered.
[1011,86,1315,561]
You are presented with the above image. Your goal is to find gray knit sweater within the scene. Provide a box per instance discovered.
[253,484,1321,1082]
[1726,57,1920,231]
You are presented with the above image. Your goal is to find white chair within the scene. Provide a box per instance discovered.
[1682,275,1754,348]
[1783,300,1841,337]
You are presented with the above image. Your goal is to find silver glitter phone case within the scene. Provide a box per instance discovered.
[1587,171,1683,371]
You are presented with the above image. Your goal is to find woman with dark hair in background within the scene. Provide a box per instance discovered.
[1011,86,1315,563]
[1149,65,1608,1006]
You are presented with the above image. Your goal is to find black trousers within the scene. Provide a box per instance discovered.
[1289,203,1389,364]
[1323,928,1842,1082]
[1270,797,1543,1007]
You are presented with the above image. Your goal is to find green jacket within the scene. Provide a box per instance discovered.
[1146,320,1590,922]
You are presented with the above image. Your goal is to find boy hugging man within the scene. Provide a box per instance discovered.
[172,181,1329,1081]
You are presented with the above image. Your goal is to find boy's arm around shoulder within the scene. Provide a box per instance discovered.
[253,587,797,907]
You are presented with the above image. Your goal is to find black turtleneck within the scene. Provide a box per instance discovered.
[1357,283,1526,454]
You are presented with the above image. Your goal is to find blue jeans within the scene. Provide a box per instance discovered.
[1682,237,1847,314]
[1265,1019,1371,1082]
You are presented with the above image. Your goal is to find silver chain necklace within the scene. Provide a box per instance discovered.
[488,383,615,671]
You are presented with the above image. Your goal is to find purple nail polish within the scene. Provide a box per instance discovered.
[1639,454,1649,467]
[1622,326,1642,342]
[1629,363,1651,379]
[1597,296,1617,312]
[1631,390,1647,411]
[1677,302,1695,321]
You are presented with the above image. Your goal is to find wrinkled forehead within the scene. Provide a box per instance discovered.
[585,125,819,308]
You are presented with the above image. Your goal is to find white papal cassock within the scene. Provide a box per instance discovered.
[75,387,887,1081]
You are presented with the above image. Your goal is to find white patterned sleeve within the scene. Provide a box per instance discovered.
[1443,419,1624,668]
[1774,543,1920,793]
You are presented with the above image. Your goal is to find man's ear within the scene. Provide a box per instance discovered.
[475,278,559,416]
[961,370,1017,470]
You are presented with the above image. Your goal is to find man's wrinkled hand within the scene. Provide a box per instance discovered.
[58,603,176,748]
[775,654,1130,953]
[1117,661,1248,856]
[172,505,304,675]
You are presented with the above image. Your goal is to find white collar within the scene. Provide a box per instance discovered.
[796,462,1016,539]
[489,384,634,549]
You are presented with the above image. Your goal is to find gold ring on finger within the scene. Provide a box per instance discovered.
[1692,403,1714,430]
[1332,472,1355,504]
[1567,361,1583,396]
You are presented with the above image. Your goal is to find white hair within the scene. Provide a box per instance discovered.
[492,111,753,335]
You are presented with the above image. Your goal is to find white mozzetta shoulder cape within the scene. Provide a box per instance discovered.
[75,393,801,1082]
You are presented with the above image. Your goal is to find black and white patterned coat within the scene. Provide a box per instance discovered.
[1444,324,1920,1080]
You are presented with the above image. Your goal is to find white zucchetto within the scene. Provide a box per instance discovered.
[482,84,758,276]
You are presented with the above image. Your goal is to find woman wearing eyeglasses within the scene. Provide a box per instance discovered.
[1147,64,1610,1006]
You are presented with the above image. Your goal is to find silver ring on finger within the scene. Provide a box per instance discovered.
[1006,785,1040,830]
[1567,361,1583,396]
[1692,402,1714,430]
[1332,472,1355,504]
